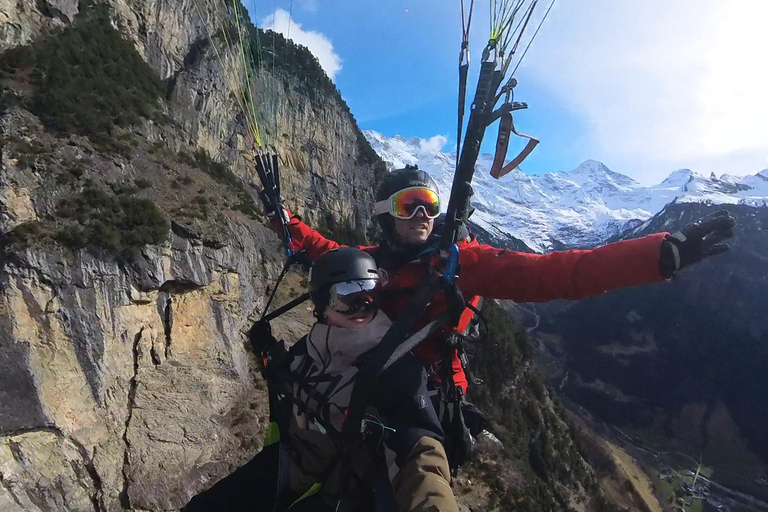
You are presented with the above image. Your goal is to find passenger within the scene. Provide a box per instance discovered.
[184,247,459,512]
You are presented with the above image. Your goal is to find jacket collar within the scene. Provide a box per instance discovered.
[306,311,392,373]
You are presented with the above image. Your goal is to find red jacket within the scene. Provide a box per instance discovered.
[283,216,669,392]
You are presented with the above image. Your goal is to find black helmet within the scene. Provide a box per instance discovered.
[375,164,439,235]
[375,164,439,203]
[309,248,379,311]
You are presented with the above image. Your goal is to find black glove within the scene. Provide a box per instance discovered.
[248,320,277,354]
[659,210,735,278]
[461,400,487,438]
[258,189,289,224]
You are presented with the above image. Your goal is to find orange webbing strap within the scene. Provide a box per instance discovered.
[490,112,513,175]
[489,112,539,179]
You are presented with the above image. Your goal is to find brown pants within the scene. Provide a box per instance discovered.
[392,437,460,512]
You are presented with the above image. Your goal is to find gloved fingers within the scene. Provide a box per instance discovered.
[682,211,735,240]
[703,242,730,258]
[711,211,736,229]
[713,209,732,218]
[702,225,735,247]
[258,190,280,218]
[701,211,736,233]
[717,225,735,239]
[681,217,715,240]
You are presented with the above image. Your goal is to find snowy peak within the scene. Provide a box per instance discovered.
[562,159,638,188]
[365,131,453,171]
[661,169,695,187]
[364,131,768,252]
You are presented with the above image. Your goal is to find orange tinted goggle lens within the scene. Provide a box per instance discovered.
[390,188,440,219]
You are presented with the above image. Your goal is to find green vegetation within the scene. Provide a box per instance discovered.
[4,182,169,253]
[134,178,152,189]
[465,302,619,511]
[171,175,195,189]
[55,183,169,252]
[315,211,368,246]
[56,166,85,186]
[188,150,259,218]
[250,24,337,105]
[109,180,139,195]
[4,222,52,248]
[0,3,164,145]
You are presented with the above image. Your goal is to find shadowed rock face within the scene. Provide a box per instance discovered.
[535,204,768,464]
[0,1,379,510]
[0,337,47,432]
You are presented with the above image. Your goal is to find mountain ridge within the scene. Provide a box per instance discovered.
[365,130,768,252]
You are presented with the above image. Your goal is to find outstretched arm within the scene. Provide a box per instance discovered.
[459,232,670,302]
[459,209,735,302]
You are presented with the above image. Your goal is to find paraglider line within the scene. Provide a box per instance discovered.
[511,0,557,76]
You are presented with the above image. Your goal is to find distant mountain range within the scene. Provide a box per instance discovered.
[364,131,768,252]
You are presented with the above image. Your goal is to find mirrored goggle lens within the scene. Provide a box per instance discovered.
[390,188,440,220]
[328,279,378,313]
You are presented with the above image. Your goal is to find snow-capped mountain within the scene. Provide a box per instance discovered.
[364,130,768,252]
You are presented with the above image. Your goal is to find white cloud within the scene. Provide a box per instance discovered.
[420,135,448,153]
[261,9,342,81]
[522,0,768,183]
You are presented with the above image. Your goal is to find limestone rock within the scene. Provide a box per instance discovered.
[0,187,37,232]
[43,0,79,23]
[474,430,504,457]
[0,226,279,510]
[0,0,379,509]
[0,429,100,511]
[0,0,78,51]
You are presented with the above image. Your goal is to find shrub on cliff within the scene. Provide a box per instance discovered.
[316,212,368,246]
[0,3,164,144]
[55,183,170,252]
[190,150,259,219]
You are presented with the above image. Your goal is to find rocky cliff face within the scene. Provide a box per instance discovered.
[1,0,375,233]
[1,225,276,511]
[0,1,378,510]
[0,0,79,50]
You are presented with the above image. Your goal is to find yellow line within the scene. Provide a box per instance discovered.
[191,0,262,149]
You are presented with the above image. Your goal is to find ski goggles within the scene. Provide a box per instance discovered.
[327,279,379,315]
[373,187,441,220]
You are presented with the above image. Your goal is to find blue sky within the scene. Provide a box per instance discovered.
[245,0,768,184]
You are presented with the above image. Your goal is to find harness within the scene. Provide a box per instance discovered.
[249,323,398,511]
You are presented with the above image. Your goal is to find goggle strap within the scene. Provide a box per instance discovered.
[373,199,391,215]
